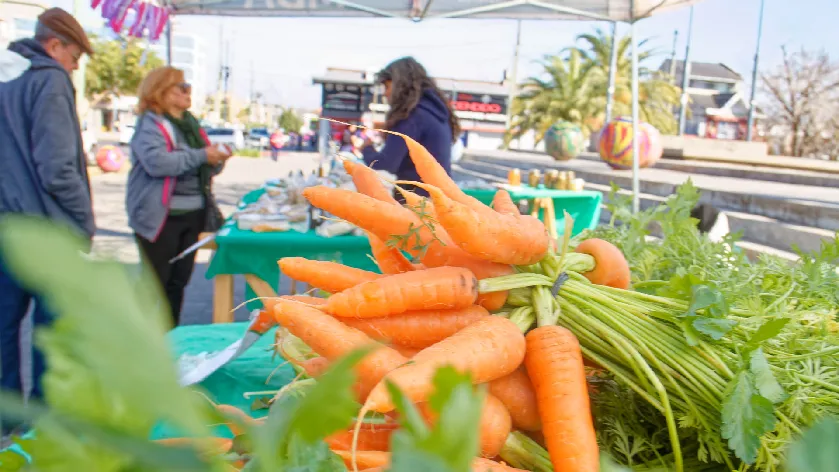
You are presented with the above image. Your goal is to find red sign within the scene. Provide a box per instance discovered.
[451,100,503,114]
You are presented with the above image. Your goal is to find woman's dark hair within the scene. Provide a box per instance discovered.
[377,57,461,143]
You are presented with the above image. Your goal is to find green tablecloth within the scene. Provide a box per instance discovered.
[205,188,378,309]
[206,186,602,308]
[152,322,295,439]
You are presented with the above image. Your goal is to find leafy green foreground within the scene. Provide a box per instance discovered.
[0,206,836,472]
[0,217,485,472]
[579,181,839,471]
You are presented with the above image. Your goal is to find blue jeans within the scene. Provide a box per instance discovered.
[0,257,51,403]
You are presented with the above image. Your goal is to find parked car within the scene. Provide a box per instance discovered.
[247,127,270,149]
[205,128,245,151]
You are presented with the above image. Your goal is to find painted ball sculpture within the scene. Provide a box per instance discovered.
[597,117,663,170]
[544,122,585,161]
[95,145,126,173]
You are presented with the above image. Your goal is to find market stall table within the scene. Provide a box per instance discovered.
[205,188,377,322]
[204,186,602,322]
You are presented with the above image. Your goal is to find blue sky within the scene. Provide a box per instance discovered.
[51,0,839,108]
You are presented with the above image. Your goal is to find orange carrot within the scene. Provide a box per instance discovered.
[280,294,328,306]
[391,131,494,216]
[388,344,422,358]
[488,367,541,432]
[279,257,381,294]
[491,189,520,216]
[154,437,232,456]
[326,423,397,451]
[344,159,399,205]
[299,356,331,378]
[401,181,549,266]
[213,404,257,436]
[367,231,423,274]
[574,238,631,289]
[364,316,526,413]
[273,299,408,401]
[525,326,599,472]
[302,186,513,311]
[417,393,511,458]
[334,450,389,470]
[341,305,489,348]
[472,458,528,472]
[334,451,526,472]
[322,266,478,318]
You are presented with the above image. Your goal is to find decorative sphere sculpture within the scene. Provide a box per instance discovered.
[597,117,663,170]
[95,145,126,173]
[544,122,586,161]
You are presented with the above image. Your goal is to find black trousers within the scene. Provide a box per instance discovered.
[135,209,205,326]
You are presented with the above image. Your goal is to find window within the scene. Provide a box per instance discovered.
[13,18,36,39]
[173,36,194,49]
[174,50,194,64]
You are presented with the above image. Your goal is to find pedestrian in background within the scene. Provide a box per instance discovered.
[358,57,460,202]
[0,7,95,429]
[127,66,231,327]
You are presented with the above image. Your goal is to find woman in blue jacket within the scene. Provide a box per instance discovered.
[359,57,461,201]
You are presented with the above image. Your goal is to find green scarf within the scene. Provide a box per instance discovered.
[164,111,212,194]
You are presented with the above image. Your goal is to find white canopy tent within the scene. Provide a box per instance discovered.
[165,0,706,212]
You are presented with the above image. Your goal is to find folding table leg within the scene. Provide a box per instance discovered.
[212,275,234,323]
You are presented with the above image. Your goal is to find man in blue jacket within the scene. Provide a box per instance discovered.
[0,7,94,421]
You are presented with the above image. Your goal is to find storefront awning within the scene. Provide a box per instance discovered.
[165,0,703,22]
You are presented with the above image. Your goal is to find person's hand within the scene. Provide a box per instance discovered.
[206,145,232,166]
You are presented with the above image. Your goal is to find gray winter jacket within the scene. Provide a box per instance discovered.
[126,112,219,241]
[0,39,94,239]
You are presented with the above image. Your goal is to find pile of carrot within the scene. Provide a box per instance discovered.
[248,133,632,472]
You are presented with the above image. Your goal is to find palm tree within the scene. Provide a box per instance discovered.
[507,28,682,145]
[506,49,603,145]
[573,28,681,134]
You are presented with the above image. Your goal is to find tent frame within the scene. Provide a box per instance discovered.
[167,0,652,213]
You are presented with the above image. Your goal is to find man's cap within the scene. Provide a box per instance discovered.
[37,8,94,56]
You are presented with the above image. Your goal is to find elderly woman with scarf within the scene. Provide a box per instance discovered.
[127,66,231,326]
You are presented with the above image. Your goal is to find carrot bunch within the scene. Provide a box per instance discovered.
[262,130,631,471]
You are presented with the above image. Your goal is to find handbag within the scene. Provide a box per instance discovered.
[200,166,225,232]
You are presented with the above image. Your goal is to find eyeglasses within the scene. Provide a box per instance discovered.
[176,83,192,93]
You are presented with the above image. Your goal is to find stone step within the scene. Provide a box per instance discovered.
[458,155,839,231]
[453,164,827,259]
[565,152,839,188]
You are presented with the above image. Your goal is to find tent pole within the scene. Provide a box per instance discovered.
[746,0,765,141]
[677,6,694,136]
[630,7,640,214]
[604,21,619,125]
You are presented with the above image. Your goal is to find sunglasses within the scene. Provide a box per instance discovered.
[175,83,192,93]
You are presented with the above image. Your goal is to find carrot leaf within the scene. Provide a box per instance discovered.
[721,371,777,464]
[389,367,483,472]
[248,347,370,471]
[786,417,839,472]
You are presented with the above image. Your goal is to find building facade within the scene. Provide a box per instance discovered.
[659,60,761,140]
[150,28,208,113]
[313,68,510,150]
[0,1,45,49]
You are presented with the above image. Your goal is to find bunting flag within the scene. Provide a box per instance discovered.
[92,0,170,43]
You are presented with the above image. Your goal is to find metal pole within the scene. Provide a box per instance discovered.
[746,0,765,141]
[668,30,679,85]
[71,0,88,118]
[165,18,173,66]
[677,6,694,135]
[603,21,619,125]
[505,20,522,137]
[630,6,640,214]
